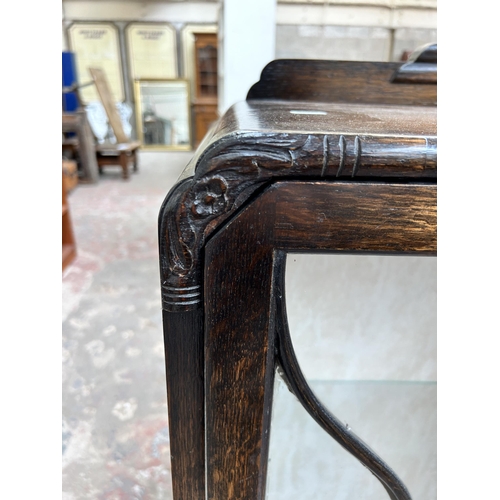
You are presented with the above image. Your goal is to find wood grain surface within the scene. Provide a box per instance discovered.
[247,60,436,106]
[202,180,435,499]
[159,56,437,500]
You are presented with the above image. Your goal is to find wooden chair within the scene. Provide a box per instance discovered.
[158,45,437,500]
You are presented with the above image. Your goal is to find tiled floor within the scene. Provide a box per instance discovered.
[62,151,192,500]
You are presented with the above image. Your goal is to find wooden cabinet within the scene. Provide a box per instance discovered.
[159,53,437,500]
[192,33,219,147]
[62,170,77,271]
[193,102,218,146]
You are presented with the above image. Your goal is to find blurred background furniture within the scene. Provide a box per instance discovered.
[62,67,141,181]
[192,32,219,147]
[88,68,141,180]
[95,141,140,180]
[62,110,99,184]
[62,168,77,271]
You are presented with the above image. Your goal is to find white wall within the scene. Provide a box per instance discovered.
[275,0,436,62]
[276,1,437,29]
[218,0,276,114]
[62,1,220,23]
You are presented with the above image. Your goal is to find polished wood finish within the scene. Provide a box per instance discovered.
[160,99,436,305]
[159,54,437,500]
[247,59,436,106]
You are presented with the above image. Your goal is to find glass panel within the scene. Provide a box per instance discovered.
[267,254,436,499]
[267,375,436,499]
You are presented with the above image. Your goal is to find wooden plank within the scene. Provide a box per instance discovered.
[89,67,128,144]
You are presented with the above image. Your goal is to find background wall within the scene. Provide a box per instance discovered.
[275,0,436,62]
[62,0,437,111]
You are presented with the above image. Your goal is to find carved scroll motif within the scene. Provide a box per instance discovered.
[159,132,436,311]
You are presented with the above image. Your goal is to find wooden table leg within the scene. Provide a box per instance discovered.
[132,150,138,172]
[204,201,278,500]
[119,152,129,179]
[162,308,206,500]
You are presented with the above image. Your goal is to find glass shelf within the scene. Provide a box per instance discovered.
[266,376,436,500]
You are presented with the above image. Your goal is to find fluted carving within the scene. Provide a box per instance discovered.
[159,132,436,311]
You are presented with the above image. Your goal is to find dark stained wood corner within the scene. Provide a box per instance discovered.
[159,53,437,500]
[247,58,436,106]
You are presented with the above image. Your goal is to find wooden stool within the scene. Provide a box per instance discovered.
[159,46,436,500]
[95,141,141,180]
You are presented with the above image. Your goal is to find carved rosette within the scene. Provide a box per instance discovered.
[159,132,436,311]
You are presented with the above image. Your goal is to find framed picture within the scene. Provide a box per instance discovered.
[134,79,192,151]
[126,23,177,81]
[67,22,125,103]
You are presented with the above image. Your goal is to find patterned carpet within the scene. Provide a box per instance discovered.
[62,152,192,500]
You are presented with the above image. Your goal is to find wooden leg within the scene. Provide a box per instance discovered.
[132,150,138,172]
[162,309,206,500]
[160,179,206,500]
[204,200,278,500]
[119,152,129,179]
[74,113,99,184]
